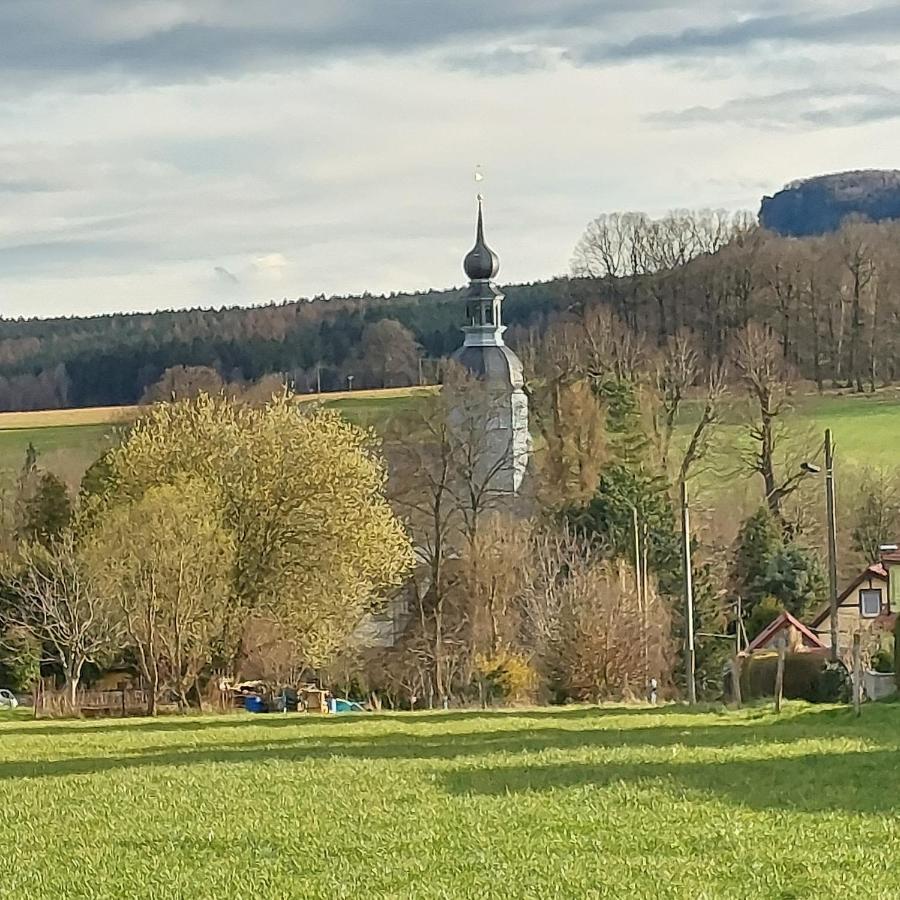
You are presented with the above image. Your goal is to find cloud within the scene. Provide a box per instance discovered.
[3,2,900,317]
[0,178,58,194]
[214,265,239,284]
[2,2,898,94]
[650,84,900,130]
[0,0,663,90]
[580,4,900,63]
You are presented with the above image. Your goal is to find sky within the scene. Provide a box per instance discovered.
[2,1,900,318]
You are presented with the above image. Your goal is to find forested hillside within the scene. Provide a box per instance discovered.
[2,209,900,410]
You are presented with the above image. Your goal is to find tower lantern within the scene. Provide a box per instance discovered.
[451,196,529,493]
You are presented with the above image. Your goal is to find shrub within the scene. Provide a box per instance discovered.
[895,615,900,690]
[740,652,847,703]
[746,596,784,642]
[474,651,538,704]
[0,626,40,693]
[871,647,894,674]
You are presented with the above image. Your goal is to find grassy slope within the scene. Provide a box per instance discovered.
[0,388,434,476]
[0,703,898,898]
[0,388,894,487]
[691,390,900,471]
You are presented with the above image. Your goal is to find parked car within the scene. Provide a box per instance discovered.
[0,689,19,710]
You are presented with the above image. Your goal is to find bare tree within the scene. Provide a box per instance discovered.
[731,324,811,531]
[552,558,672,701]
[839,222,877,392]
[521,323,607,507]
[387,367,521,705]
[2,531,120,709]
[849,469,900,564]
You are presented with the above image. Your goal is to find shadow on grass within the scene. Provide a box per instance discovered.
[442,748,900,815]
[3,704,897,818]
[0,703,718,738]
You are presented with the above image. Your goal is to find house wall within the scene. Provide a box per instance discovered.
[816,577,890,656]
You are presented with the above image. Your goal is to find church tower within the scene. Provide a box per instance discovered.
[451,197,529,493]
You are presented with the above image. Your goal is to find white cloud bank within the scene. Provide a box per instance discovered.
[1,1,899,317]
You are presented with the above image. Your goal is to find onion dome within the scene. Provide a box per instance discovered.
[463,197,500,281]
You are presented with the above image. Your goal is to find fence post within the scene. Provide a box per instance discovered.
[774,636,786,714]
[853,632,862,717]
[731,655,742,708]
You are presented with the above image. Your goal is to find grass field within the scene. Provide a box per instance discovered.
[0,386,895,489]
[0,387,434,477]
[0,703,898,898]
[691,388,900,472]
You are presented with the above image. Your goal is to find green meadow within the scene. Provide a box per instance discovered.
[0,388,896,488]
[1,703,898,898]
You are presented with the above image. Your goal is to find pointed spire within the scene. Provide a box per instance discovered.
[463,195,499,281]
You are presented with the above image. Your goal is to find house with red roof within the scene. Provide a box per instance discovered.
[743,551,897,665]
[807,561,896,655]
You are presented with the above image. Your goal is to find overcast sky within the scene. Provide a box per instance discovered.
[2,1,899,318]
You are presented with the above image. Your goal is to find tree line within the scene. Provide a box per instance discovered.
[0,336,896,712]
[5,209,900,410]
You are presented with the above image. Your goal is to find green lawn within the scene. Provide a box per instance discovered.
[0,389,896,491]
[688,390,900,471]
[1,703,899,898]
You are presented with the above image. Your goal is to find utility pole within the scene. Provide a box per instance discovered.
[681,481,696,705]
[632,506,648,684]
[825,428,839,661]
[316,364,322,395]
[632,506,642,608]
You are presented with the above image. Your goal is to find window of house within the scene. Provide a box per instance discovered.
[860,588,882,618]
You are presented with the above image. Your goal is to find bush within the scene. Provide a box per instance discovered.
[740,652,848,703]
[895,615,900,690]
[871,647,894,674]
[0,626,40,693]
[474,651,538,704]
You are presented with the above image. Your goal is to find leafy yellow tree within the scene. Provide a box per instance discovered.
[92,392,412,671]
[84,479,236,714]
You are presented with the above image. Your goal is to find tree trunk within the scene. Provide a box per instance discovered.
[147,662,159,716]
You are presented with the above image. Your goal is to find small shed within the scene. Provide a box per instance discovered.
[744,611,828,655]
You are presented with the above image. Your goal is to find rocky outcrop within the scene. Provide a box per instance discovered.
[759,169,900,236]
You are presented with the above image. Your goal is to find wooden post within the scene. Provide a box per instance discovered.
[680,482,696,705]
[774,636,786,714]
[853,632,862,717]
[731,655,742,708]
[732,594,744,708]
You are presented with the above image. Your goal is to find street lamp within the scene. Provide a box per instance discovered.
[802,429,838,661]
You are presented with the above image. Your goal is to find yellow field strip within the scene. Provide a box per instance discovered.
[0,385,438,431]
[0,406,139,430]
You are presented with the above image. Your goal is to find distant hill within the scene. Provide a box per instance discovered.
[759,169,900,236]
